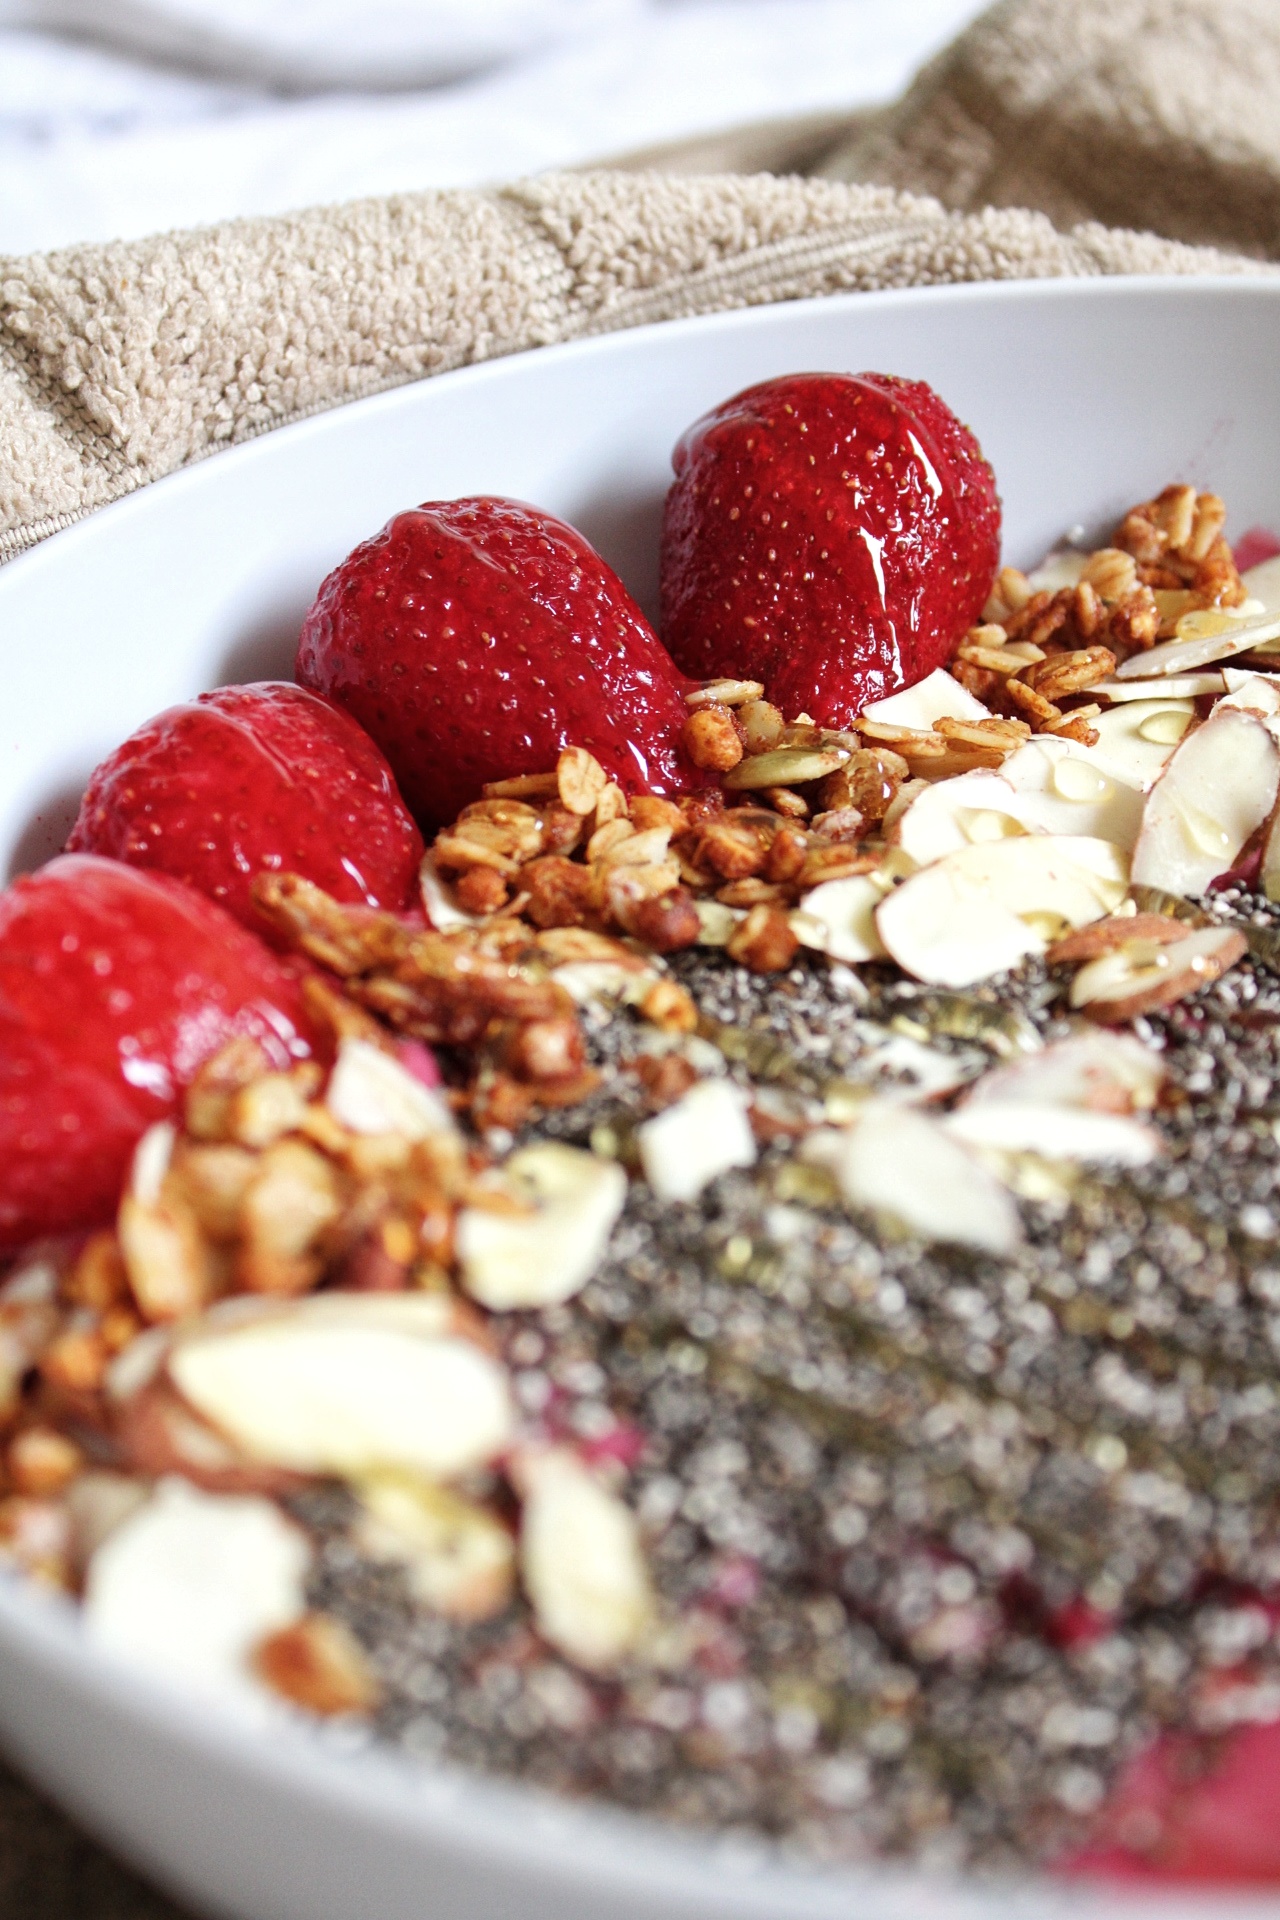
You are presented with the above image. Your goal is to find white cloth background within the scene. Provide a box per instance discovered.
[0,0,986,256]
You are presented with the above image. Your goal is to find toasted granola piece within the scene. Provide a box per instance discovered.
[761,786,810,819]
[454,866,509,916]
[63,1232,129,1311]
[682,705,744,773]
[628,795,685,834]
[726,904,800,973]
[716,878,789,908]
[523,855,599,930]
[300,974,393,1053]
[505,1016,588,1086]
[694,817,770,882]
[614,886,701,953]
[555,747,608,817]
[764,823,810,884]
[236,1140,342,1296]
[736,699,785,752]
[1117,485,1246,608]
[1003,678,1062,728]
[934,716,1030,754]
[253,1612,381,1716]
[1021,647,1117,705]
[185,1036,274,1141]
[252,875,405,976]
[7,1426,83,1498]
[640,978,698,1032]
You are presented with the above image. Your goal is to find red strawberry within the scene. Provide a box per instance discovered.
[0,854,316,1252]
[68,681,422,935]
[660,371,1001,726]
[296,497,693,828]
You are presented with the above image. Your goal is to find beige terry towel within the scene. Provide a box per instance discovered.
[822,0,1280,257]
[5,0,1280,566]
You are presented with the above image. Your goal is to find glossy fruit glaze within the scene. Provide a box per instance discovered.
[296,496,694,829]
[68,681,423,935]
[660,371,1001,725]
[0,855,315,1251]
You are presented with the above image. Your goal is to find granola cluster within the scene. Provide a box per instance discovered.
[950,486,1246,748]
[419,720,898,992]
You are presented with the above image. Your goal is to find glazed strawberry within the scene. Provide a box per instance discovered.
[660,371,1001,725]
[68,681,423,934]
[296,497,693,828]
[0,855,316,1251]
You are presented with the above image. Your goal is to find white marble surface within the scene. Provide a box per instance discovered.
[0,0,985,255]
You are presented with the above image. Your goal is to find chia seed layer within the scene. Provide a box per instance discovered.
[298,894,1280,1874]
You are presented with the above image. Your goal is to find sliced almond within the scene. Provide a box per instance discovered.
[1093,673,1225,702]
[857,719,943,748]
[353,1471,514,1621]
[131,1122,175,1208]
[944,1101,1159,1166]
[892,769,1030,867]
[1026,548,1088,594]
[847,1029,978,1104]
[1069,925,1247,1022]
[420,853,483,931]
[1243,553,1280,599]
[637,1078,756,1203]
[1264,807,1280,904]
[693,899,745,947]
[963,1028,1165,1113]
[64,1472,151,1573]
[1089,699,1196,790]
[456,1143,626,1311]
[1112,594,1280,678]
[818,1105,1021,1256]
[1236,554,1280,653]
[1000,738,1145,850]
[326,1036,453,1140]
[1219,669,1280,720]
[1046,913,1187,966]
[480,771,559,801]
[550,959,658,1007]
[685,678,765,709]
[860,668,991,730]
[116,1377,303,1497]
[83,1477,311,1712]
[1130,705,1280,898]
[876,836,1129,988]
[119,1132,218,1325]
[516,1448,654,1671]
[169,1293,515,1481]
[790,873,890,964]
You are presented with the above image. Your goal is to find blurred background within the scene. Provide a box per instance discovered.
[0,0,988,255]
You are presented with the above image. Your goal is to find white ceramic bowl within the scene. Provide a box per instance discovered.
[2,277,1280,1920]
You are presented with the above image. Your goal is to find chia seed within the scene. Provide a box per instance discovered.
[301,895,1280,1875]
